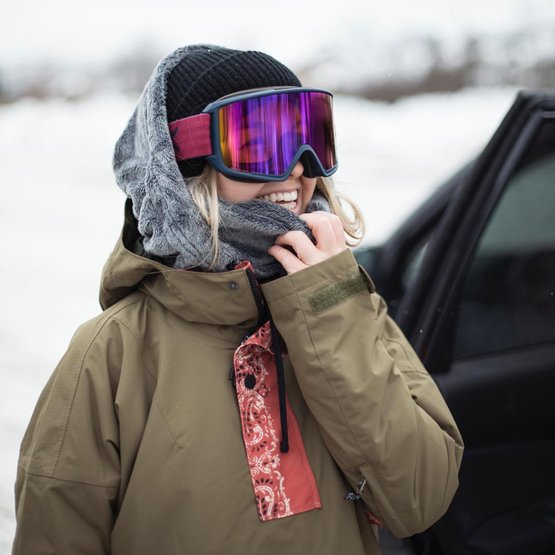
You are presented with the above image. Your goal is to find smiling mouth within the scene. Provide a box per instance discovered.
[257,189,299,210]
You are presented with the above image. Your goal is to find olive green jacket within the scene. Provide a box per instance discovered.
[13,203,463,555]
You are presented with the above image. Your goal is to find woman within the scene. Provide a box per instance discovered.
[13,44,463,555]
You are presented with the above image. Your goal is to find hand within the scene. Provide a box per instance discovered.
[268,212,348,274]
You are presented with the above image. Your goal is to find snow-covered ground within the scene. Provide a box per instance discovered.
[0,86,518,550]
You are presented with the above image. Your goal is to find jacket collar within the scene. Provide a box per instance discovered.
[99,200,261,329]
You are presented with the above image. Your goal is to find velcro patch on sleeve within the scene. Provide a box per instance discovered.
[309,270,375,313]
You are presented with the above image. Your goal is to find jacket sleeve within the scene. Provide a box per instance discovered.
[12,317,127,555]
[260,248,464,538]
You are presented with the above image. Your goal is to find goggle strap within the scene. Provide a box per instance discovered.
[168,113,212,161]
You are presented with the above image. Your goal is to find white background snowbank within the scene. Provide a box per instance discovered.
[0,86,519,549]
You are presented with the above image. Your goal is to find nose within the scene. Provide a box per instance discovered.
[289,161,304,179]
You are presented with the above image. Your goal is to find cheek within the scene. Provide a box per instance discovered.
[300,180,317,210]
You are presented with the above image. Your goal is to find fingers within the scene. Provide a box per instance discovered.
[268,245,308,274]
[269,231,325,274]
[268,212,348,275]
[299,213,337,250]
[299,212,346,253]
[275,231,320,263]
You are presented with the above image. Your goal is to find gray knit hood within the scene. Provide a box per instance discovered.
[112,44,330,280]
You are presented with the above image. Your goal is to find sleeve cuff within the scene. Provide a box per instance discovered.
[261,248,375,306]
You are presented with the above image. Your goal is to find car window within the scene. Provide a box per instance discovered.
[453,120,555,359]
[401,239,429,294]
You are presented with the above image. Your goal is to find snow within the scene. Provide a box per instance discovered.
[0,86,517,549]
[2,0,555,98]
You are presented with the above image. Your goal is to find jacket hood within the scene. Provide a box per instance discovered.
[100,199,262,329]
[99,199,163,311]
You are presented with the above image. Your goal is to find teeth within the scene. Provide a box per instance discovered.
[258,190,298,203]
[280,202,296,210]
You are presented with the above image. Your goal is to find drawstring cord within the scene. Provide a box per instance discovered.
[269,314,289,453]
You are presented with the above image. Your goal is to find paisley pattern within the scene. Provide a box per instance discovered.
[234,322,322,521]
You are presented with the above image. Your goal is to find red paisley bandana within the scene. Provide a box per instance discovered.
[233,322,322,521]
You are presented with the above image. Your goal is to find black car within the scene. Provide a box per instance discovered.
[354,90,555,555]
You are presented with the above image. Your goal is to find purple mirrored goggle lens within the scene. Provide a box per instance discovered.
[218,91,336,176]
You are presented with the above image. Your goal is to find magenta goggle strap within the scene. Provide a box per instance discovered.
[168,87,338,182]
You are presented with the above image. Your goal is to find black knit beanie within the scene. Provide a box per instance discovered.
[165,45,302,178]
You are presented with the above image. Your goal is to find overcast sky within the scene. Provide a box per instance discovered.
[2,0,555,70]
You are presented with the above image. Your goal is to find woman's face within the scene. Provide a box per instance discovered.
[216,161,317,216]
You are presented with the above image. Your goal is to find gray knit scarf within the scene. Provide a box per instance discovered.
[112,45,329,280]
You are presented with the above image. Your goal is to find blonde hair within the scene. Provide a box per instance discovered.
[188,165,366,269]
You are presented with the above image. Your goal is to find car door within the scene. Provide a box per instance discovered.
[392,91,555,555]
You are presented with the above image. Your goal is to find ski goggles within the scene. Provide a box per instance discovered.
[168,87,338,182]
